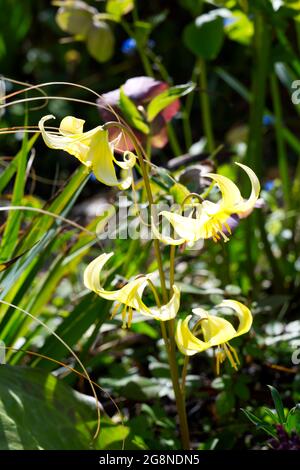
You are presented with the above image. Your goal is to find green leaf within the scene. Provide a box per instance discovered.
[133,21,152,47]
[224,11,254,45]
[55,3,94,37]
[183,13,224,60]
[268,385,286,425]
[216,391,235,417]
[169,182,191,204]
[106,0,134,20]
[86,20,115,63]
[262,407,280,424]
[0,134,38,194]
[119,87,150,134]
[286,405,300,434]
[0,365,98,449]
[147,83,195,122]
[0,126,29,261]
[233,381,250,401]
[241,408,277,438]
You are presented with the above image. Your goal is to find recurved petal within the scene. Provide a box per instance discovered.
[137,284,181,321]
[84,252,147,306]
[39,115,91,164]
[234,163,260,214]
[83,252,114,293]
[175,315,211,356]
[113,151,136,171]
[204,172,243,210]
[219,299,253,337]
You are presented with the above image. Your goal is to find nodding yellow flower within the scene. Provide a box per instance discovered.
[84,252,180,328]
[153,163,260,245]
[175,300,252,374]
[38,115,136,189]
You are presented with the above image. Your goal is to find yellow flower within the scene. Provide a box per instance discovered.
[153,163,260,245]
[84,252,180,327]
[39,115,136,189]
[175,300,252,374]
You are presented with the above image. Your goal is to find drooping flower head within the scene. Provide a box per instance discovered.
[175,300,252,374]
[39,115,136,189]
[98,76,180,150]
[84,252,180,328]
[153,163,260,245]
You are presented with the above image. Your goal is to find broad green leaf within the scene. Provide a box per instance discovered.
[106,0,134,20]
[33,293,109,370]
[119,86,149,134]
[147,83,195,122]
[0,365,98,449]
[184,13,224,60]
[86,20,115,63]
[169,182,191,204]
[55,3,94,37]
[268,385,286,425]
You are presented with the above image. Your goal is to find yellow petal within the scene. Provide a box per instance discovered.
[159,211,207,243]
[39,115,92,164]
[219,299,253,337]
[234,163,260,214]
[137,284,180,321]
[205,163,260,214]
[84,252,147,308]
[204,172,243,210]
[193,308,237,345]
[59,116,85,135]
[151,216,186,245]
[39,115,135,189]
[175,315,211,356]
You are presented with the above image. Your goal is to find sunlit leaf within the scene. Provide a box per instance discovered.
[86,20,115,62]
[106,0,134,20]
[147,83,195,122]
[119,86,150,134]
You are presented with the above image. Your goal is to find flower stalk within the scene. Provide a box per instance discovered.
[104,120,190,449]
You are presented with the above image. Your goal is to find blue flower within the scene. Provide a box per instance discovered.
[121,38,137,55]
[223,17,236,27]
[262,115,274,126]
[89,173,97,182]
[264,180,275,191]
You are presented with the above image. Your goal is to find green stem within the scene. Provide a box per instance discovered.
[167,122,182,157]
[169,245,176,291]
[198,58,215,153]
[246,12,270,177]
[245,11,284,289]
[270,73,290,209]
[104,121,190,448]
[167,319,190,449]
[181,356,190,394]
